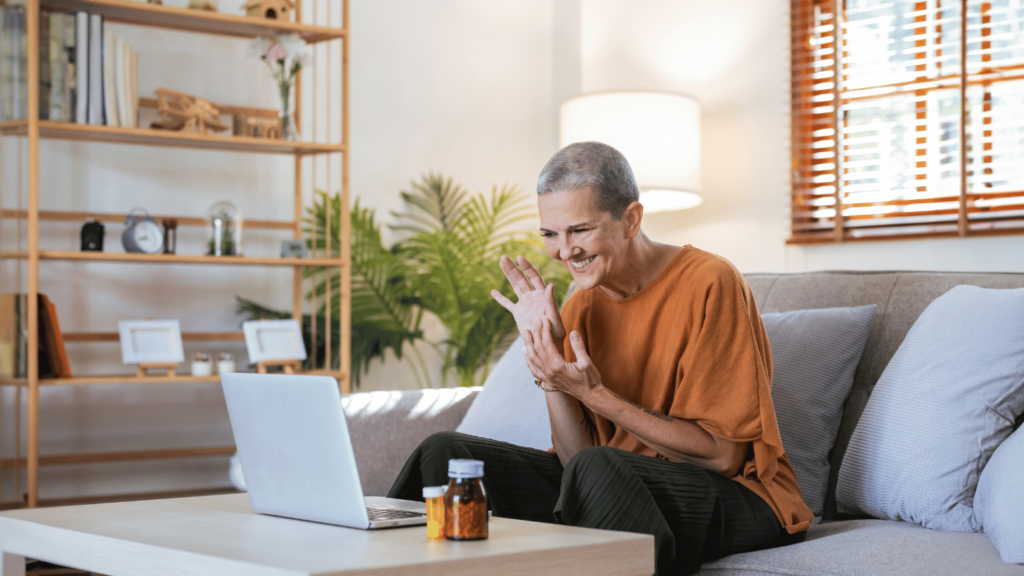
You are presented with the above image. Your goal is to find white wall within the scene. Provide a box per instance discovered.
[578,0,1024,274]
[350,0,558,391]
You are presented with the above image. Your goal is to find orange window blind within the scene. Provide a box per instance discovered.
[790,0,1024,243]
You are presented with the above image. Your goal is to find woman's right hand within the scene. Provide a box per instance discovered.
[491,255,567,343]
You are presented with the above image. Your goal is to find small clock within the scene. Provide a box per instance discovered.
[122,209,164,254]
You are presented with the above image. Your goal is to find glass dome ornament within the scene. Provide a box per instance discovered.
[207,201,243,256]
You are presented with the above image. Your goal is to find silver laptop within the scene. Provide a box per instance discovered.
[221,373,428,529]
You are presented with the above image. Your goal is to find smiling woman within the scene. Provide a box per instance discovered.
[389,142,812,575]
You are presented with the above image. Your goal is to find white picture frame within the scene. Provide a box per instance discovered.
[243,319,307,363]
[118,319,185,364]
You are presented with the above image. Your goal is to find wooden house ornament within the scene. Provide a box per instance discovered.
[242,0,294,21]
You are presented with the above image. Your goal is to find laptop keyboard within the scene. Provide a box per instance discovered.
[366,506,427,521]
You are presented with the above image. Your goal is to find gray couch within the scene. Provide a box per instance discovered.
[342,271,1024,575]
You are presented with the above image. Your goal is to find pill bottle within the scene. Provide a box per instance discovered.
[445,459,488,540]
[422,486,446,541]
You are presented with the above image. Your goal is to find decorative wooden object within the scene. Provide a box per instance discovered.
[233,114,283,139]
[188,0,219,11]
[255,359,301,375]
[243,0,295,21]
[135,362,179,378]
[151,88,229,134]
[0,0,350,509]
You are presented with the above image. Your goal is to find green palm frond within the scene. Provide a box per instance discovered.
[393,177,572,386]
[389,173,469,235]
[304,192,425,386]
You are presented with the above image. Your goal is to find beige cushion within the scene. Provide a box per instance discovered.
[698,519,1024,576]
[344,388,479,496]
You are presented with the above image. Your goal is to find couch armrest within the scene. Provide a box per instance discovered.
[342,387,479,496]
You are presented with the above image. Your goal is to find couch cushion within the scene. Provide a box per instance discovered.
[836,285,1024,532]
[456,337,553,450]
[761,305,877,516]
[698,519,1024,576]
[976,425,1024,564]
[744,271,1024,521]
[345,388,478,496]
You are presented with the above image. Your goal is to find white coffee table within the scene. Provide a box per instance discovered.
[0,493,654,576]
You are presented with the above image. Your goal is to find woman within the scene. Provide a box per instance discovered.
[389,142,812,574]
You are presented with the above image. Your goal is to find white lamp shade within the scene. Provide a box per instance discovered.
[560,92,702,212]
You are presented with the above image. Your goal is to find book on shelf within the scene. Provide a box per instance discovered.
[0,294,18,379]
[0,4,28,122]
[75,11,88,124]
[48,12,76,122]
[39,294,71,378]
[102,28,119,127]
[88,13,102,124]
[0,7,116,125]
[38,11,50,120]
[0,293,71,379]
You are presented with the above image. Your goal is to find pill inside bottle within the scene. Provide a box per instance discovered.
[422,485,446,541]
[445,459,488,540]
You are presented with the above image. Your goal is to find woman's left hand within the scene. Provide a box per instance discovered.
[523,319,603,402]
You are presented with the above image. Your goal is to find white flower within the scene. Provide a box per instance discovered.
[267,43,288,62]
[276,33,310,63]
[246,37,273,60]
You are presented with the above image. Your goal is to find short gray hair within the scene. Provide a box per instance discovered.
[536,142,640,219]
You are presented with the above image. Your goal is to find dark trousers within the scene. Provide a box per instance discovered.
[388,431,804,575]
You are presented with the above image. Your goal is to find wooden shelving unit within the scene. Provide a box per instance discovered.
[42,0,345,42]
[0,0,351,508]
[3,250,346,266]
[0,119,347,154]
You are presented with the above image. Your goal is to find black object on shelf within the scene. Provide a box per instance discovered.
[163,218,178,255]
[80,220,104,251]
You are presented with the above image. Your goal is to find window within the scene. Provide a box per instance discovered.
[790,0,1024,243]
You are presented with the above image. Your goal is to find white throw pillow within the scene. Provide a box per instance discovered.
[836,285,1024,532]
[456,338,552,450]
[976,425,1024,564]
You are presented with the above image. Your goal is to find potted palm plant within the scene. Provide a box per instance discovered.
[238,174,572,388]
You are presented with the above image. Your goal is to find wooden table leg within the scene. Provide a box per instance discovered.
[0,553,24,576]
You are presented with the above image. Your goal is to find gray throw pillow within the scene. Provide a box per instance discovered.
[836,285,1024,532]
[976,425,1024,564]
[761,305,878,516]
[456,338,552,450]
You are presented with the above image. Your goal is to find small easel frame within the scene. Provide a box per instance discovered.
[255,359,302,374]
[119,319,185,379]
[136,362,180,378]
[243,319,307,374]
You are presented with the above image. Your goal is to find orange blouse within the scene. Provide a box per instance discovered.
[559,246,813,534]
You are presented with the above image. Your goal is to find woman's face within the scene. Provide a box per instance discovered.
[538,187,635,291]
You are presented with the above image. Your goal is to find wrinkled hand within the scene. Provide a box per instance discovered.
[491,255,566,342]
[523,319,603,401]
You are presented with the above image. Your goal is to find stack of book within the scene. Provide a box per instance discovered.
[0,6,139,127]
[0,293,71,380]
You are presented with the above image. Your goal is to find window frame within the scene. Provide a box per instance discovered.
[789,0,1024,243]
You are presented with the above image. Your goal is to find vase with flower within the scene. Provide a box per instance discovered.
[248,34,310,141]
